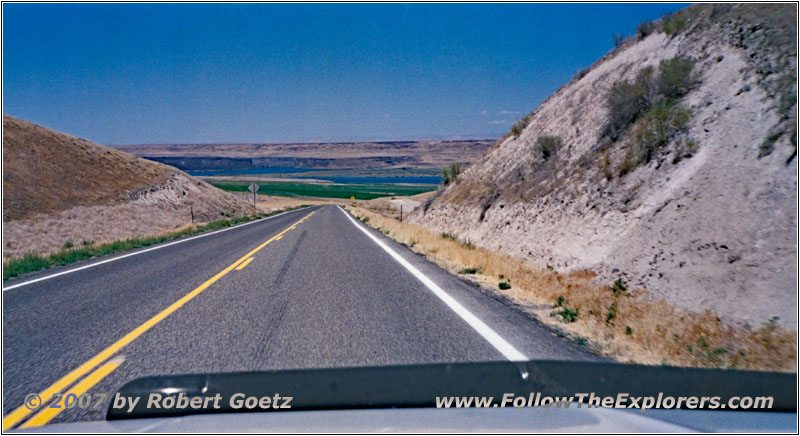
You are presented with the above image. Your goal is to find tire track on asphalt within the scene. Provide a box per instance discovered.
[254,231,307,361]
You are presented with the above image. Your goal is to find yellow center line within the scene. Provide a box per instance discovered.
[235,257,254,270]
[20,358,124,429]
[2,210,315,430]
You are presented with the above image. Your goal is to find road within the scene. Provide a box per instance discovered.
[2,205,596,428]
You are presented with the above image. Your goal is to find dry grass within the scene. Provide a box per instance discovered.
[346,206,796,372]
[2,115,177,221]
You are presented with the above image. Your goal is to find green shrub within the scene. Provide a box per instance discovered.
[673,138,698,164]
[637,20,656,38]
[662,12,688,36]
[458,267,479,275]
[441,232,457,240]
[533,136,562,163]
[442,162,462,185]
[657,56,695,99]
[559,307,579,323]
[759,132,782,158]
[605,68,654,139]
[629,100,691,164]
[510,115,531,138]
[606,302,618,323]
[498,281,511,290]
[610,278,628,294]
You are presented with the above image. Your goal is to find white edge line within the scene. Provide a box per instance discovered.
[2,207,311,292]
[337,206,527,362]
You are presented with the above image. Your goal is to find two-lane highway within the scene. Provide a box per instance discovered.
[3,205,597,428]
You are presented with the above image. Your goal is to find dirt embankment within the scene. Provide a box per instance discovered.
[412,4,797,332]
[2,115,252,257]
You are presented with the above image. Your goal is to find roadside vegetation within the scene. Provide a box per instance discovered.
[345,206,796,371]
[2,205,310,280]
[532,135,562,164]
[510,114,532,138]
[603,55,698,176]
[441,163,462,186]
[208,180,435,200]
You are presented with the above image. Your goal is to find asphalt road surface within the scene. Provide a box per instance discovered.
[2,205,597,429]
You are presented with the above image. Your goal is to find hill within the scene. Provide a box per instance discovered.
[2,115,251,256]
[411,4,797,330]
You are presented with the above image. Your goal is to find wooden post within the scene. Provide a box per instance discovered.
[191,206,194,224]
[400,204,403,222]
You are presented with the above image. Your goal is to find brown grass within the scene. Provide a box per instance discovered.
[2,115,176,221]
[346,206,796,372]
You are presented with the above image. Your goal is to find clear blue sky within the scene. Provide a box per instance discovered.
[3,3,687,144]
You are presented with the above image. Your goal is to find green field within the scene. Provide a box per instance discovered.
[208,180,436,200]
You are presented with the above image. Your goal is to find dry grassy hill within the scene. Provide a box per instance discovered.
[3,115,251,256]
[412,4,797,330]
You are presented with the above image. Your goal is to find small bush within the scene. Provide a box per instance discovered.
[673,138,698,164]
[628,100,691,164]
[662,12,688,36]
[442,162,462,185]
[613,33,626,48]
[533,136,562,163]
[610,278,628,294]
[459,267,479,275]
[62,240,74,250]
[559,307,579,323]
[606,302,618,323]
[605,68,653,139]
[510,115,531,138]
[573,67,590,82]
[657,56,695,99]
[637,20,655,38]
[759,132,782,158]
[625,326,633,335]
[498,281,511,290]
[441,232,457,240]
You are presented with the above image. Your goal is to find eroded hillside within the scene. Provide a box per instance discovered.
[2,115,252,256]
[412,4,798,330]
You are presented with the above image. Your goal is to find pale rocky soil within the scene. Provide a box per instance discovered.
[3,116,252,257]
[412,5,798,330]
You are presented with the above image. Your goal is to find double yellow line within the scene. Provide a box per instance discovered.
[3,210,315,430]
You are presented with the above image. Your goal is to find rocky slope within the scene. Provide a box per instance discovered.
[412,4,797,329]
[3,115,251,257]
